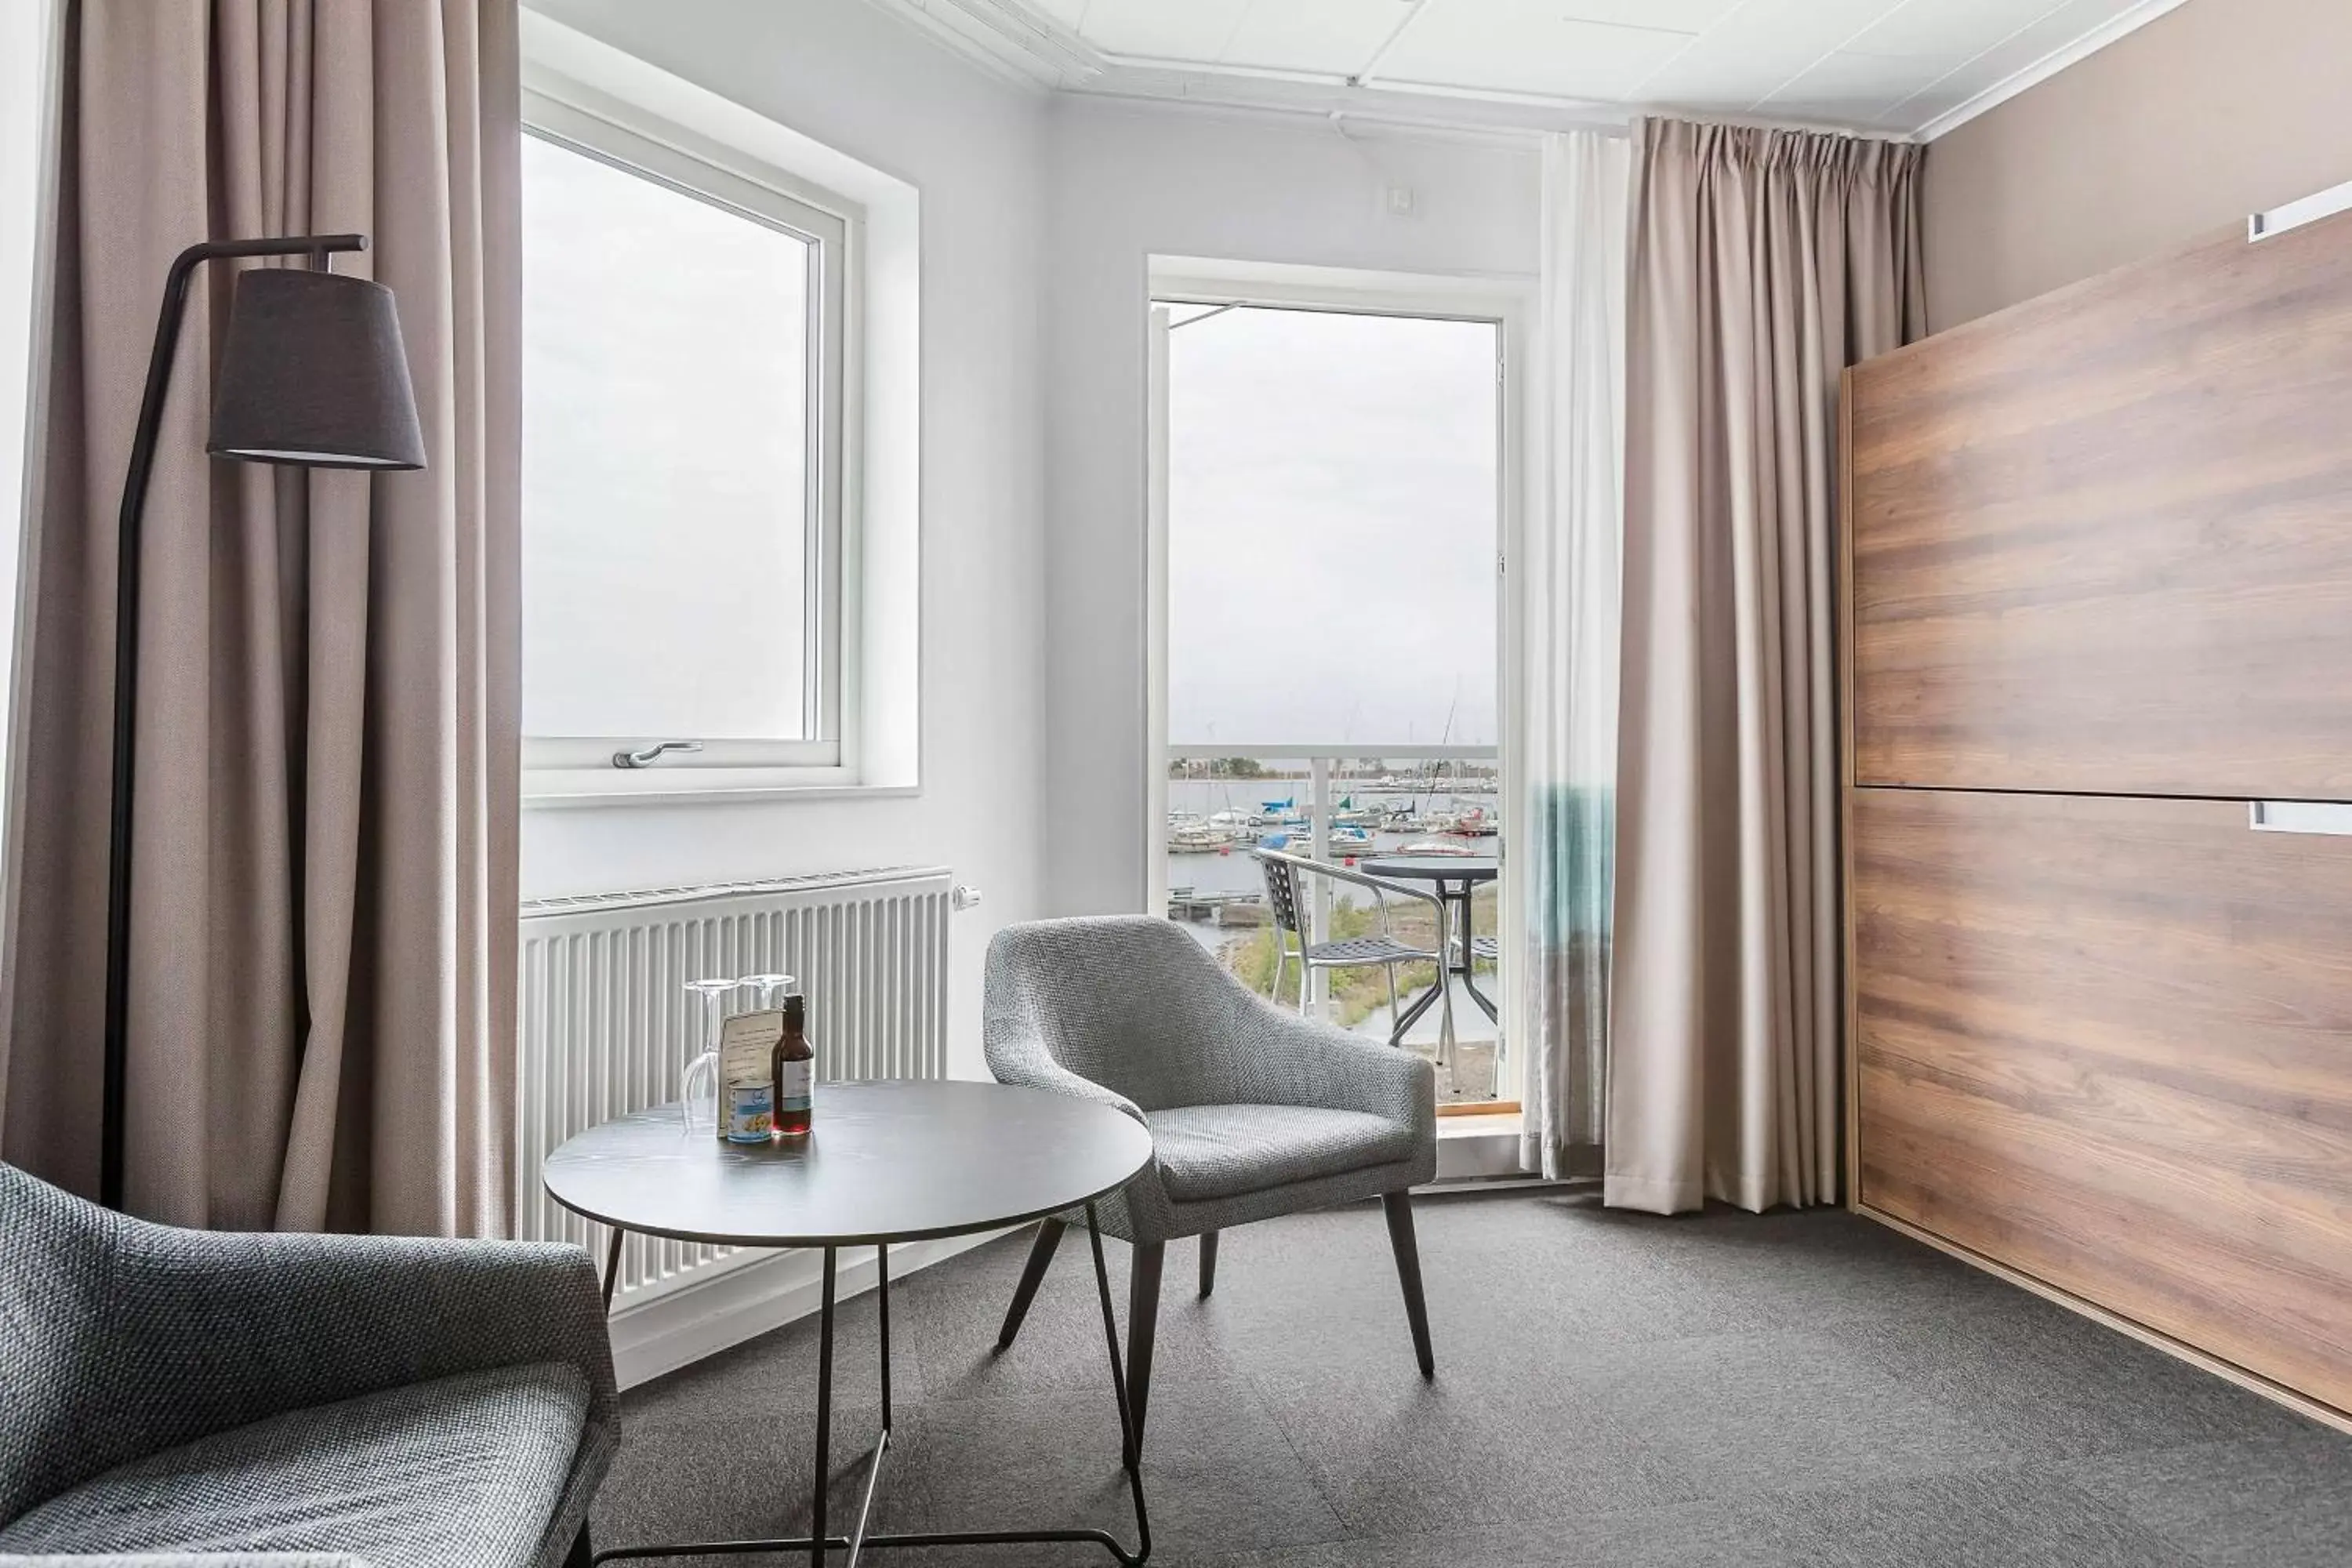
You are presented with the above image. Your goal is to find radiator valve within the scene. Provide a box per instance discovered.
[950,884,982,911]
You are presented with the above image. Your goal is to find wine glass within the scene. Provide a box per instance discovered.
[740,972,795,1011]
[681,977,739,1134]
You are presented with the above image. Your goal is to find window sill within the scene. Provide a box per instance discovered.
[523,768,919,809]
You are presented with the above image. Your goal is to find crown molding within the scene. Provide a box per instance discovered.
[866,0,1102,91]
[1912,0,2191,141]
[869,0,2177,143]
[1070,62,1633,140]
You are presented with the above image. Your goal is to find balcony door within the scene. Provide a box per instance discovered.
[1145,267,1520,1109]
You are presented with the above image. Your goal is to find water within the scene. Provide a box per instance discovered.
[1163,775,1501,902]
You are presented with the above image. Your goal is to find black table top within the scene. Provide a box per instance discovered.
[1361,853,1499,884]
[541,1080,1154,1248]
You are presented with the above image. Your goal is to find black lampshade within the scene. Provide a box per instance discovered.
[207,267,426,470]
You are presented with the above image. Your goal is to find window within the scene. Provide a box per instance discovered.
[1140,263,1528,1107]
[521,97,851,781]
[1162,303,1500,750]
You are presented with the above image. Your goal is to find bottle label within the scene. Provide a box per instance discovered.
[725,1083,774,1143]
[776,1058,813,1114]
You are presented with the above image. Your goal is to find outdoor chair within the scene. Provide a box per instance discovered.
[982,916,1439,1447]
[1254,847,1455,1048]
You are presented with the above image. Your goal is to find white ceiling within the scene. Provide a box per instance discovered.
[884,0,2190,140]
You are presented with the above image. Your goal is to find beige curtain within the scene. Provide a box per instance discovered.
[1606,118,1923,1215]
[0,0,521,1237]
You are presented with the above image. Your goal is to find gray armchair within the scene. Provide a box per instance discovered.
[0,1162,616,1568]
[983,916,1438,1441]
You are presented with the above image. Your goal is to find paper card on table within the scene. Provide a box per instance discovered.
[721,1007,786,1087]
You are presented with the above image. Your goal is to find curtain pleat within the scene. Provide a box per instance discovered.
[0,0,521,1238]
[1606,117,1924,1215]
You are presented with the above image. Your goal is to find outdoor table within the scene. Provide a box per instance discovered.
[1359,852,1501,1030]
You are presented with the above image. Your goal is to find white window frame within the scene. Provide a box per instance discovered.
[519,82,867,796]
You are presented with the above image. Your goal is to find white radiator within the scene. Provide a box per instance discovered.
[516,866,954,1308]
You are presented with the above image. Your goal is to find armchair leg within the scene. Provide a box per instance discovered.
[1382,1192,1436,1379]
[996,1218,1066,1351]
[1199,1230,1218,1298]
[1128,1240,1165,1446]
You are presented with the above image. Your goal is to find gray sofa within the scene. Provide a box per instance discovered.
[0,1162,616,1568]
[983,916,1439,1442]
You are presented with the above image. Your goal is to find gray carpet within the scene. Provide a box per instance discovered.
[592,1192,2352,1566]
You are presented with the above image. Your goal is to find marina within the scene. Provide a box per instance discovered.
[1160,764,1506,1104]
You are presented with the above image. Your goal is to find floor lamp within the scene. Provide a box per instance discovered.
[100,234,424,1210]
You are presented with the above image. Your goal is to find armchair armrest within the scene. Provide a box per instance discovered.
[109,1223,619,1425]
[985,1034,1147,1127]
[1228,1000,1437,1138]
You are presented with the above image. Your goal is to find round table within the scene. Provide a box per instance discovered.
[545,1080,1156,1566]
[1359,854,1501,1030]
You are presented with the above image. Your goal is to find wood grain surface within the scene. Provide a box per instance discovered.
[1852,786,2352,1412]
[1847,211,2352,798]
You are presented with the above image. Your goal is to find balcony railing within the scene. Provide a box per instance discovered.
[1160,743,1505,1105]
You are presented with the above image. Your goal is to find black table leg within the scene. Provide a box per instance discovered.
[876,1243,891,1428]
[1087,1205,1151,1539]
[813,1248,836,1567]
[594,1218,1149,1566]
[1453,885,1500,1024]
[601,1226,624,1309]
[1389,977,1443,1038]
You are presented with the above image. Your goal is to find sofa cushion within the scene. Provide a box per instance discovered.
[0,1363,587,1568]
[1145,1103,1417,1203]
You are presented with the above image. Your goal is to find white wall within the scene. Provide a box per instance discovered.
[517,0,1049,1079]
[1042,100,1540,915]
[503,4,1543,1044]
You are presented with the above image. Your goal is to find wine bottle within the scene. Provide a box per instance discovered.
[773,993,815,1138]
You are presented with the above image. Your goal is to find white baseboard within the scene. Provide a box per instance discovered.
[608,1227,1013,1390]
[1436,1127,1526,1181]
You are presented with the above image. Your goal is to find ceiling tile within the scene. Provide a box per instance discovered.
[1219,0,1419,76]
[1078,0,1251,60]
[1372,0,1697,101]
[1633,0,1904,111]
[1549,0,1748,26]
[1760,49,1951,124]
[1014,0,2180,138]
[1885,0,2147,128]
[1846,0,2063,58]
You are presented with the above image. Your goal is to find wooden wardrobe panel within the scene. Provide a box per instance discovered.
[1852,786,2352,1412]
[1848,212,2352,798]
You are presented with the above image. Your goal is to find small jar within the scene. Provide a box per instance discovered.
[724,1080,774,1144]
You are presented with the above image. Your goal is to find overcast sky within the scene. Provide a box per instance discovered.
[521,132,809,742]
[1165,305,1499,750]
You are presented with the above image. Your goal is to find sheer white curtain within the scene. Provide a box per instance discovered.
[1516,130,1629,1178]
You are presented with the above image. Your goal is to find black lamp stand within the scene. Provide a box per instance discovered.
[99,234,368,1210]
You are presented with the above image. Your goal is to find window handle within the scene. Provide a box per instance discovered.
[613,740,704,770]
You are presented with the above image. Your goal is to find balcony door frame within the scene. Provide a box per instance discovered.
[1143,256,1535,1105]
